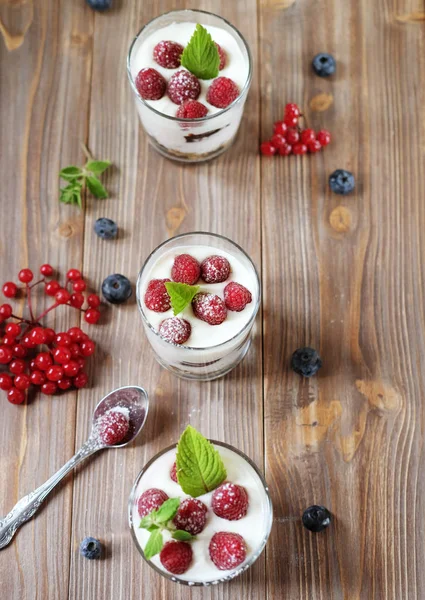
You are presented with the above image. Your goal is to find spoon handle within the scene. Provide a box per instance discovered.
[0,438,100,550]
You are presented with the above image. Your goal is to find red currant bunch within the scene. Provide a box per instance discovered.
[260,103,331,158]
[0,265,102,404]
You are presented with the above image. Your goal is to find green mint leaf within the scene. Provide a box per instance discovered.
[180,24,220,80]
[155,498,180,524]
[59,182,82,207]
[176,425,227,498]
[85,160,111,175]
[147,525,160,533]
[172,530,195,542]
[144,529,163,560]
[139,513,156,529]
[86,175,108,199]
[60,166,83,182]
[164,282,200,316]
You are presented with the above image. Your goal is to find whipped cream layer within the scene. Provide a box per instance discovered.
[131,445,271,584]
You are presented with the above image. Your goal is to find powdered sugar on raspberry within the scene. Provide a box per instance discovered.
[95,407,130,446]
[168,70,201,105]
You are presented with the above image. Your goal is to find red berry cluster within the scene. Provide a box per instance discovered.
[0,265,101,404]
[260,103,331,157]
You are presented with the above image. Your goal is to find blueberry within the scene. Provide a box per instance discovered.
[312,53,336,77]
[102,274,132,304]
[302,505,332,533]
[291,347,322,377]
[79,537,102,559]
[86,0,112,10]
[329,169,355,195]
[94,218,118,240]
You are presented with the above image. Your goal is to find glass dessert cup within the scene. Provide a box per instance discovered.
[128,441,273,586]
[127,9,253,163]
[136,232,260,381]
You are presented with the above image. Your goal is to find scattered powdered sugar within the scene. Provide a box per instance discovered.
[94,407,130,446]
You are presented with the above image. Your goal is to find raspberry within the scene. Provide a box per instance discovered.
[212,482,249,520]
[144,279,171,312]
[207,77,239,109]
[316,129,331,146]
[173,498,208,535]
[170,461,178,482]
[223,282,252,312]
[209,532,247,570]
[176,100,208,119]
[153,40,184,69]
[135,68,166,100]
[215,43,227,70]
[167,70,201,105]
[201,255,231,284]
[96,409,129,445]
[171,254,200,285]
[159,541,193,575]
[260,141,277,156]
[137,488,169,518]
[159,317,191,345]
[192,292,227,325]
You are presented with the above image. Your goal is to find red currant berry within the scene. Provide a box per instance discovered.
[55,289,71,304]
[80,340,95,357]
[67,327,84,342]
[14,373,31,391]
[3,282,18,298]
[40,264,54,276]
[41,381,57,395]
[30,327,47,344]
[73,372,88,388]
[45,280,60,296]
[87,294,101,309]
[53,346,72,364]
[9,359,26,374]
[270,134,287,149]
[75,357,86,370]
[35,352,53,371]
[55,332,72,347]
[285,129,300,145]
[44,328,56,344]
[29,359,37,371]
[278,143,292,156]
[18,269,33,283]
[260,141,277,156]
[30,370,46,386]
[57,377,72,391]
[85,309,100,324]
[73,280,86,292]
[300,128,316,145]
[292,142,308,155]
[316,129,331,146]
[66,269,82,281]
[3,335,16,346]
[70,292,84,308]
[284,114,299,128]
[8,387,25,404]
[22,335,36,349]
[63,361,80,377]
[273,121,287,136]
[46,365,64,382]
[307,139,322,153]
[13,344,27,358]
[0,346,13,364]
[0,373,13,390]
[69,343,82,359]
[284,103,301,118]
[6,323,20,337]
[0,304,13,319]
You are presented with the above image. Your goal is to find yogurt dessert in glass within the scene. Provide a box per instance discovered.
[136,232,260,381]
[127,10,252,162]
[128,427,273,586]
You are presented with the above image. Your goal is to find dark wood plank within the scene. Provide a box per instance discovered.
[260,0,425,598]
[67,1,263,599]
[0,1,93,599]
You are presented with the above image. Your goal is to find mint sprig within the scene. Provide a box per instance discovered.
[176,425,227,498]
[139,497,195,560]
[59,144,111,207]
[165,282,200,316]
[180,24,220,80]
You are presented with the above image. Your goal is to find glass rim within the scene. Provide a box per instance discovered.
[136,231,261,352]
[126,9,253,123]
[128,440,273,586]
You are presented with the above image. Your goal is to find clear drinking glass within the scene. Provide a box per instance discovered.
[128,441,273,586]
[127,10,253,163]
[136,232,260,381]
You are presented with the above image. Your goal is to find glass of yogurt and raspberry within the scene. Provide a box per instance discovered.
[127,9,252,162]
[136,232,260,381]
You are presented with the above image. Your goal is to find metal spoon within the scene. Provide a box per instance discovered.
[0,385,149,550]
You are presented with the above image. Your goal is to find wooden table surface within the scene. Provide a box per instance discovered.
[1,0,425,598]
